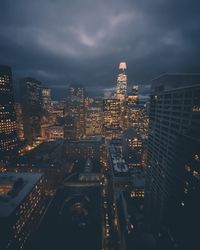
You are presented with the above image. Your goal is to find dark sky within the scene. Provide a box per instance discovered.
[0,0,200,97]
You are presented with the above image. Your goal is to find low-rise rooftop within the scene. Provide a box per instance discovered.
[0,172,43,217]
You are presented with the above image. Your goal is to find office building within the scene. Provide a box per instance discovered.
[103,98,121,139]
[0,65,18,161]
[0,172,45,250]
[108,143,131,191]
[167,134,200,249]
[128,101,149,139]
[65,137,101,161]
[145,74,200,247]
[85,106,102,136]
[115,62,128,131]
[49,100,65,126]
[68,84,85,102]
[20,78,42,146]
[115,62,127,102]
[126,94,138,107]
[14,103,24,141]
[66,84,85,138]
[41,86,51,112]
[46,126,64,141]
[64,115,77,141]
[122,128,143,169]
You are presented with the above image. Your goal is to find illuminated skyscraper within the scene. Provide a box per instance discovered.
[122,128,143,169]
[14,103,24,141]
[66,84,85,138]
[103,98,121,139]
[0,65,18,161]
[116,62,127,102]
[128,101,149,139]
[20,78,42,146]
[85,107,102,136]
[115,62,128,131]
[125,85,149,138]
[41,87,51,112]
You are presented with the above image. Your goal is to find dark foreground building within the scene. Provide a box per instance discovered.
[0,172,45,250]
[0,65,18,162]
[145,74,200,249]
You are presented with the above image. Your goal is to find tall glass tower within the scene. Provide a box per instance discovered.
[0,65,18,161]
[116,62,127,102]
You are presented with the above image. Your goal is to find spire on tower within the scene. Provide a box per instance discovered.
[119,62,127,70]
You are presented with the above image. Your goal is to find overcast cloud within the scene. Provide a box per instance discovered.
[0,0,200,97]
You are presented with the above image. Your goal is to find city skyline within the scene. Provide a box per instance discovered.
[1,64,200,250]
[1,0,200,97]
[1,1,200,250]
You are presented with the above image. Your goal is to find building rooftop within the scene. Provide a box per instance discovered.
[109,145,129,176]
[0,172,43,217]
[46,126,64,131]
[151,73,200,92]
[17,140,65,168]
[132,174,145,188]
[123,128,141,139]
[79,136,102,142]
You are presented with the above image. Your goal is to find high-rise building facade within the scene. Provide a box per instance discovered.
[40,87,52,141]
[45,126,64,141]
[68,84,85,102]
[14,103,24,141]
[116,62,127,102]
[170,134,200,249]
[115,62,130,131]
[122,128,143,169]
[103,98,121,139]
[145,75,200,247]
[128,101,149,139]
[64,115,77,141]
[41,86,51,112]
[125,85,149,139]
[20,78,42,146]
[0,65,18,161]
[85,107,102,136]
[126,84,139,106]
[65,84,85,139]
